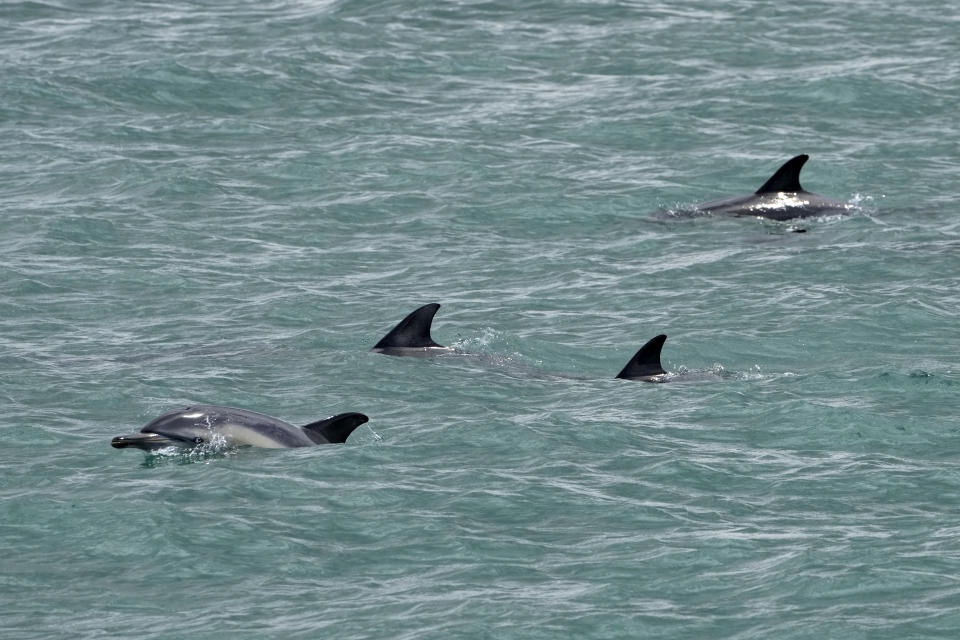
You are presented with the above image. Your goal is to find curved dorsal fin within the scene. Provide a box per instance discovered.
[301,412,368,444]
[372,303,444,350]
[616,334,667,380]
[755,154,808,194]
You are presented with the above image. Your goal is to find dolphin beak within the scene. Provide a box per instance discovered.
[111,432,182,450]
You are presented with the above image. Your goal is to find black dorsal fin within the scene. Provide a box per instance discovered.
[755,154,808,194]
[301,412,369,444]
[372,303,444,350]
[616,335,667,380]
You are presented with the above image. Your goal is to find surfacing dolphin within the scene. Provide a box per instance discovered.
[616,334,747,383]
[371,302,454,357]
[370,306,717,383]
[616,334,669,382]
[680,154,855,220]
[111,405,368,451]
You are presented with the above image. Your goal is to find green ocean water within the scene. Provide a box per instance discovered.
[1,1,959,638]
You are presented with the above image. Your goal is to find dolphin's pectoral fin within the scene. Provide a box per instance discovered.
[755,154,808,194]
[301,413,369,444]
[372,303,444,350]
[616,334,668,380]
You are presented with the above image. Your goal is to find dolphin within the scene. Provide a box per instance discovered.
[111,405,368,451]
[686,154,854,220]
[616,334,669,382]
[371,302,453,357]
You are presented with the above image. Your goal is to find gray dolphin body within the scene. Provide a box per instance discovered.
[688,154,854,220]
[370,303,454,357]
[111,405,368,451]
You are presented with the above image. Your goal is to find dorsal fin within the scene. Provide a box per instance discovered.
[301,412,368,444]
[372,303,444,350]
[755,154,808,194]
[616,334,667,380]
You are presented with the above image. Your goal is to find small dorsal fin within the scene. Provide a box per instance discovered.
[755,154,808,194]
[616,335,667,380]
[372,303,444,350]
[301,412,369,444]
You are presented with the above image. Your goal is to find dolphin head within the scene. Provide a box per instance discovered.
[111,407,222,450]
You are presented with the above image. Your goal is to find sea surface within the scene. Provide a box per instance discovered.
[2,1,959,638]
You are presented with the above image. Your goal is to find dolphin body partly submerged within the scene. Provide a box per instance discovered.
[111,405,368,451]
[616,334,669,382]
[370,303,454,357]
[372,305,682,382]
[616,334,745,383]
[678,154,854,221]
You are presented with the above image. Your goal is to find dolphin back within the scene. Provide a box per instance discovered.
[372,303,444,350]
[616,335,668,380]
[301,412,369,444]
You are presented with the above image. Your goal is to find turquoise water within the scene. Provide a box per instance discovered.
[2,1,959,637]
